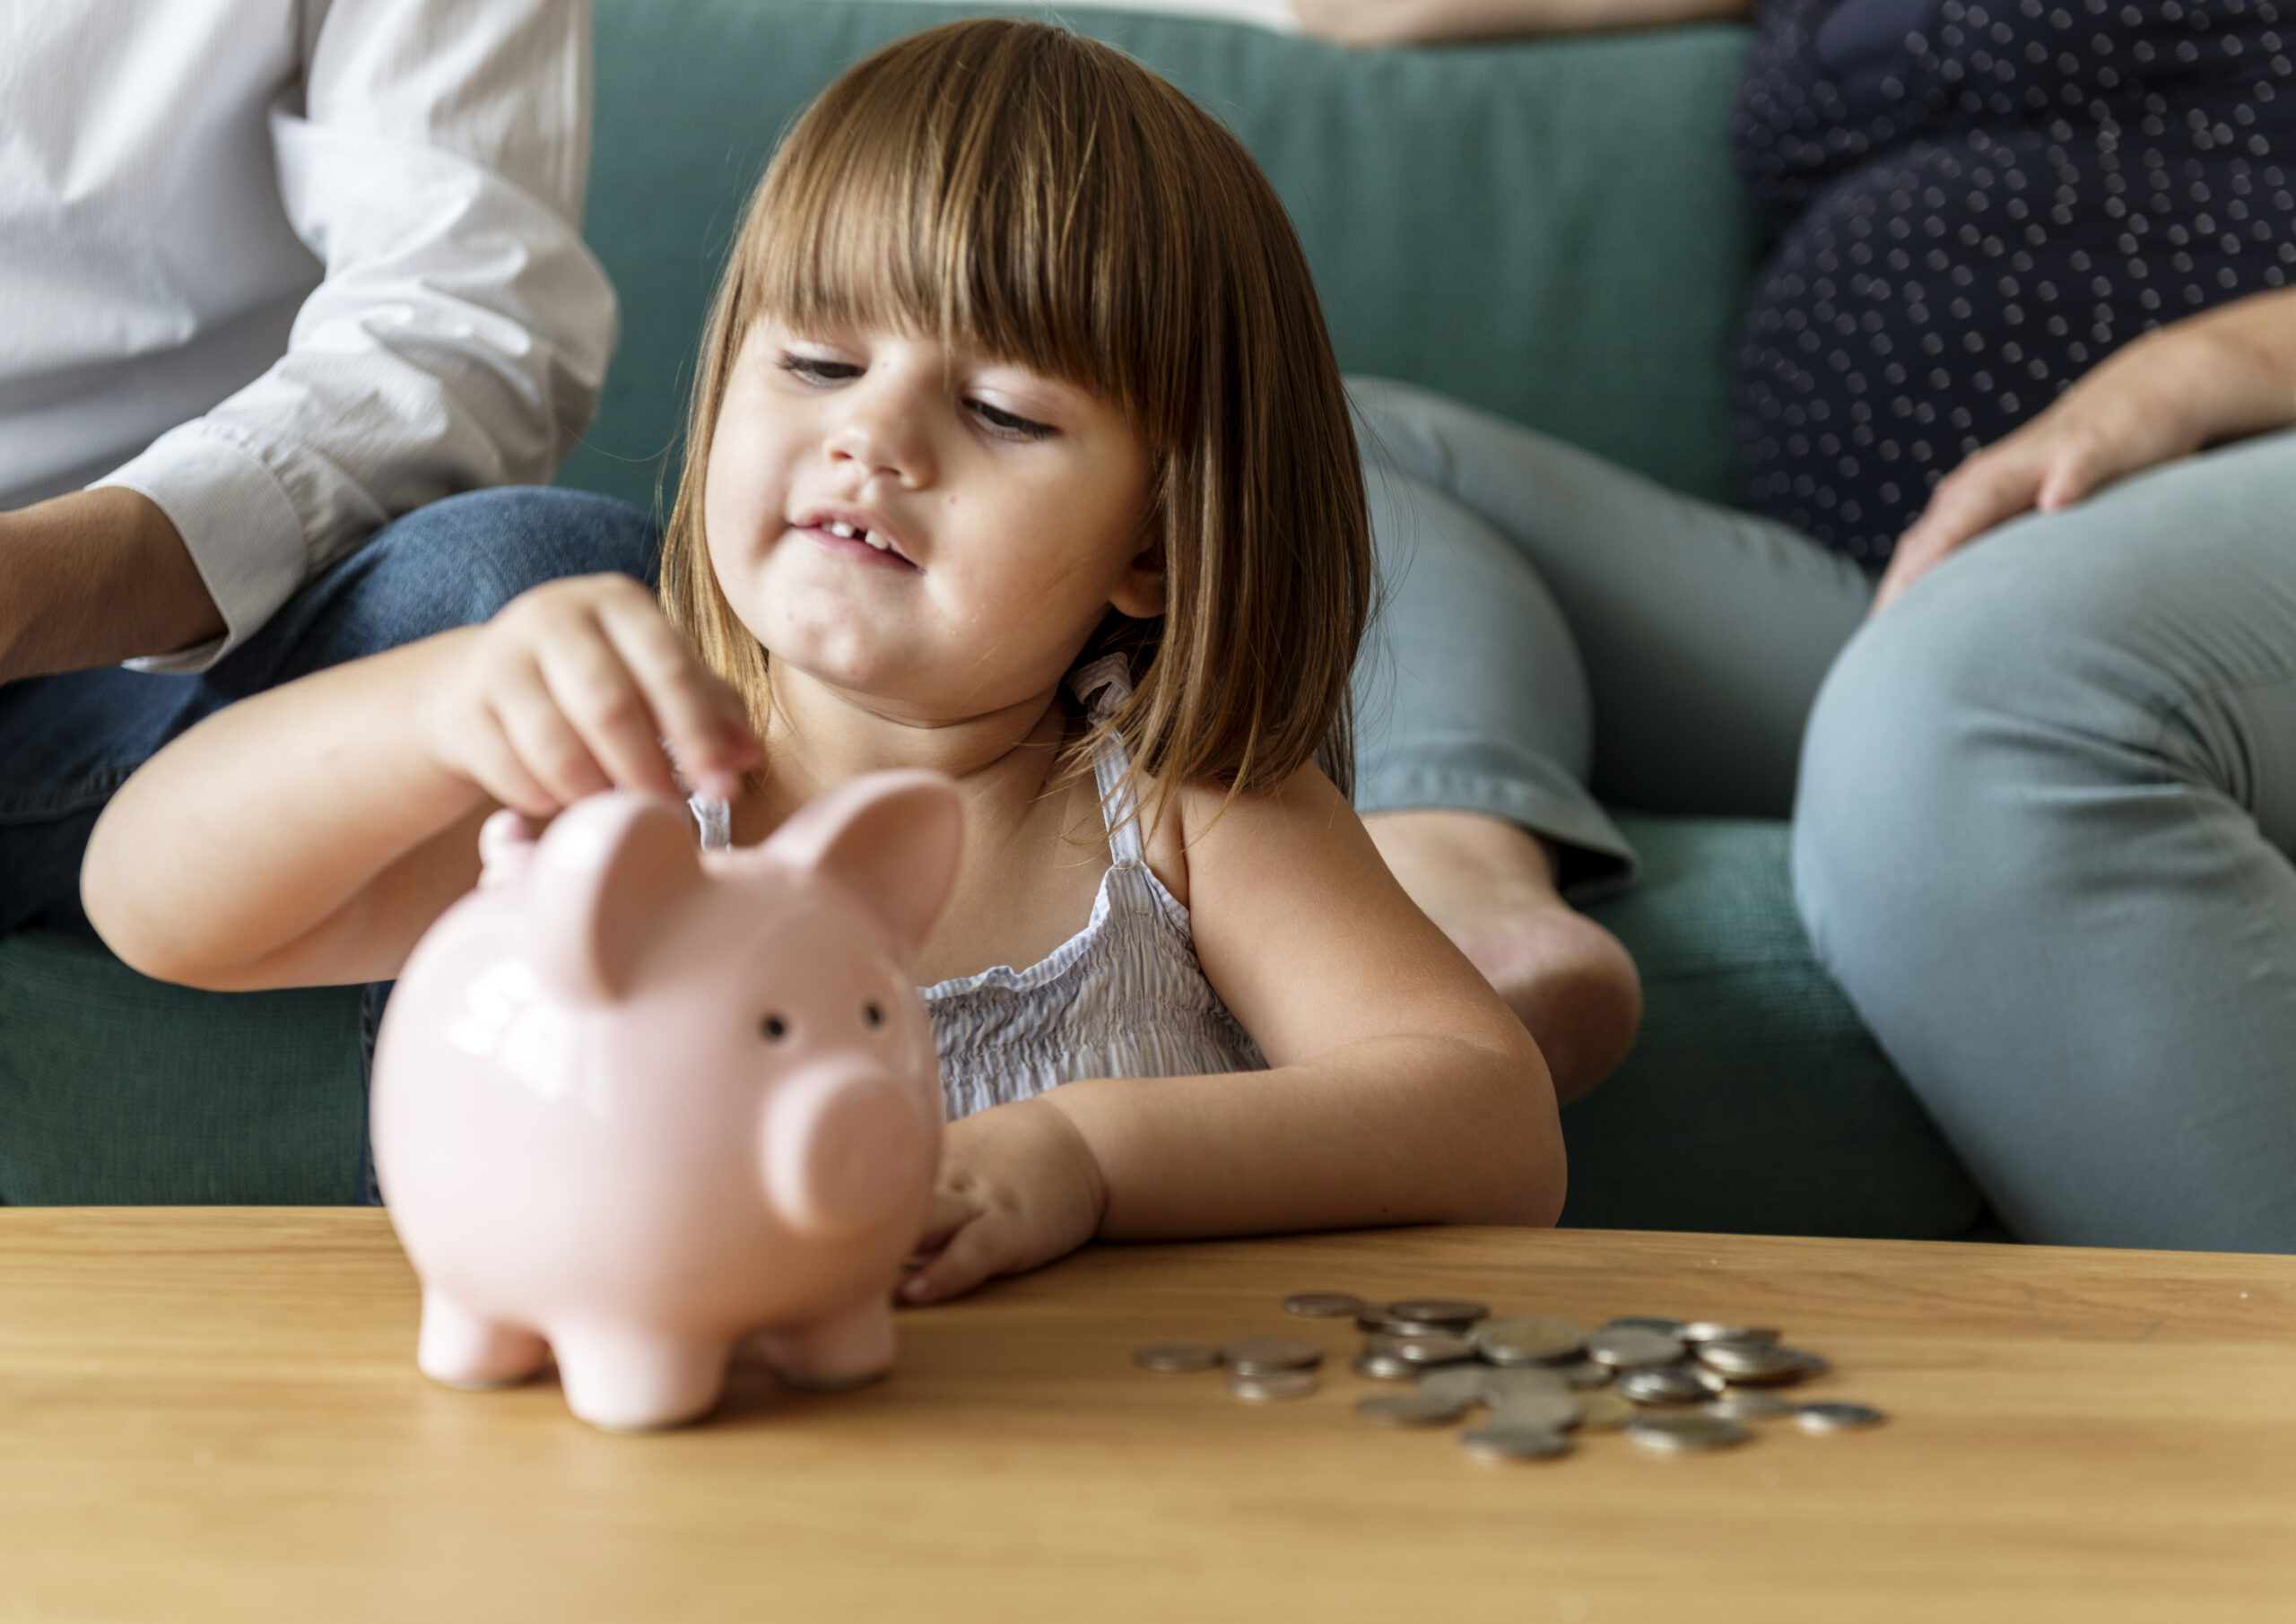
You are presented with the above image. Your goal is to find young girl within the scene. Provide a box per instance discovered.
[83,18,1563,1301]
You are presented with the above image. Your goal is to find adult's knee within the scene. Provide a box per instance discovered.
[361,486,661,624]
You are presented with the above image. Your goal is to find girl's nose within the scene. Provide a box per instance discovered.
[825,378,935,489]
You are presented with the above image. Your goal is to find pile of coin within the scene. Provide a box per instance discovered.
[1132,1290,1886,1463]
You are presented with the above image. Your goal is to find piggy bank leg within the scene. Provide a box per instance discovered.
[417,1289,549,1389]
[749,1294,896,1391]
[550,1324,732,1432]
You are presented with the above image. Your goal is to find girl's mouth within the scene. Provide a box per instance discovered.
[802,519,919,571]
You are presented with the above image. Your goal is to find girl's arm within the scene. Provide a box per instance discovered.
[903,763,1562,1302]
[1291,0,1752,48]
[83,574,758,990]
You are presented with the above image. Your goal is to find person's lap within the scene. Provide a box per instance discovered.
[1350,374,2296,1251]
[0,486,658,939]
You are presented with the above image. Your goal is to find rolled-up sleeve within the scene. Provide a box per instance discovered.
[102,0,618,673]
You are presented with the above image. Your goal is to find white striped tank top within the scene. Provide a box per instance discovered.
[691,655,1266,1122]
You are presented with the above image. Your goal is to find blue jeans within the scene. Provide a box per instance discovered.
[0,487,659,938]
[1351,375,2296,1251]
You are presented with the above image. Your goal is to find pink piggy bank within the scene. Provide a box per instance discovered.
[370,771,961,1431]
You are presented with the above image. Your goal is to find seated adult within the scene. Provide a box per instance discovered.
[1301,0,2296,1248]
[0,0,653,938]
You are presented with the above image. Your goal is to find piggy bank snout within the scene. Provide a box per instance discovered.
[761,1061,936,1239]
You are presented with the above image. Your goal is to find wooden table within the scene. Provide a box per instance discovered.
[3,1211,2292,1622]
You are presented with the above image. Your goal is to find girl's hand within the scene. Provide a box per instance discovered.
[416,574,760,817]
[900,1097,1109,1305]
[1874,292,2296,615]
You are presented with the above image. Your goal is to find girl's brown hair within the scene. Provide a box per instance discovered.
[659,17,1370,805]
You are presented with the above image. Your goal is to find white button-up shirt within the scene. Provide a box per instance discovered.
[0,0,618,670]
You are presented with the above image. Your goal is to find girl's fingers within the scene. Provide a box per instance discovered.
[462,700,559,819]
[486,651,615,809]
[900,1214,1016,1305]
[596,594,761,798]
[534,620,680,800]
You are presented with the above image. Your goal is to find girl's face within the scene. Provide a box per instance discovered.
[703,317,1162,722]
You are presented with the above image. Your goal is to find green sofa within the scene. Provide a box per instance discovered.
[0,0,1988,1239]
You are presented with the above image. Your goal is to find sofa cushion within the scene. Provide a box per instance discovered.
[561,0,1765,515]
[1569,815,1984,1238]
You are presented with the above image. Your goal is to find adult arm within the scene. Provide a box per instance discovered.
[903,764,1565,1301]
[89,0,616,675]
[1874,286,2296,613]
[0,491,222,682]
[1291,0,1750,48]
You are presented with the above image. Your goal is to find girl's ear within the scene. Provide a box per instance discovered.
[1109,538,1166,619]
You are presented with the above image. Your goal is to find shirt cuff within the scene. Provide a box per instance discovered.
[94,425,312,674]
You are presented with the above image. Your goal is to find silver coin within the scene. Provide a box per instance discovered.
[1489,1388,1584,1432]
[1480,1366,1569,1405]
[1418,1364,1494,1409]
[1616,1365,1718,1405]
[1706,1346,1830,1387]
[1132,1342,1221,1373]
[1586,1325,1687,1369]
[1355,1308,1458,1336]
[1796,1402,1886,1433]
[1362,1331,1475,1367]
[1283,1290,1368,1318]
[1682,1320,1781,1345]
[1219,1335,1324,1375]
[1555,1359,1614,1390]
[1228,1368,1318,1403]
[1461,1424,1573,1462]
[1604,1316,1686,1336]
[1575,1389,1637,1430]
[1624,1412,1749,1453]
[1352,1349,1419,1381]
[1472,1316,1587,1367]
[1705,1390,1799,1421]
[1356,1391,1465,1428]
[1386,1298,1490,1328]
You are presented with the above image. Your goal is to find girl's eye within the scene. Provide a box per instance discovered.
[967,399,1056,440]
[776,352,860,385]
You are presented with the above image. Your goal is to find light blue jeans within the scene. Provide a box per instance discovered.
[1350,377,2296,1252]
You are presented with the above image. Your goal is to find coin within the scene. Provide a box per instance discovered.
[1356,1308,1458,1336]
[1460,1424,1573,1462]
[1796,1402,1886,1433]
[1352,1349,1419,1380]
[1363,1331,1475,1367]
[1624,1412,1749,1454]
[1133,1342,1221,1373]
[1489,1388,1584,1432]
[1418,1364,1494,1408]
[1616,1365,1718,1405]
[1228,1368,1318,1403]
[1575,1389,1637,1430]
[1386,1298,1490,1328]
[1356,1391,1464,1427]
[1481,1367,1569,1405]
[1682,1321,1781,1345]
[1283,1291,1369,1318]
[1700,1344,1830,1386]
[1704,1390,1799,1421]
[1473,1316,1587,1367]
[1555,1359,1614,1390]
[1220,1335,1324,1375]
[1586,1325,1686,1369]
[1604,1316,1686,1336]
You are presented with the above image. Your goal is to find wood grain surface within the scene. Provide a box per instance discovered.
[3,1209,2292,1623]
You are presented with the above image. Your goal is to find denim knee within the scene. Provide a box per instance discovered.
[356,487,660,626]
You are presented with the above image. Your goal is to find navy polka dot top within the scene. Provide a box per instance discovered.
[1733,0,2296,566]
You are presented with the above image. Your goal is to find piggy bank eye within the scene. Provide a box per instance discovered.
[760,1014,789,1042]
[862,1001,884,1029]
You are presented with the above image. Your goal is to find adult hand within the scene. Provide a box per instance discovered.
[0,488,224,681]
[899,1096,1109,1305]
[1874,289,2296,615]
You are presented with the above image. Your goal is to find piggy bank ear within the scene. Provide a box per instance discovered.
[527,793,705,1003]
[763,771,962,956]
